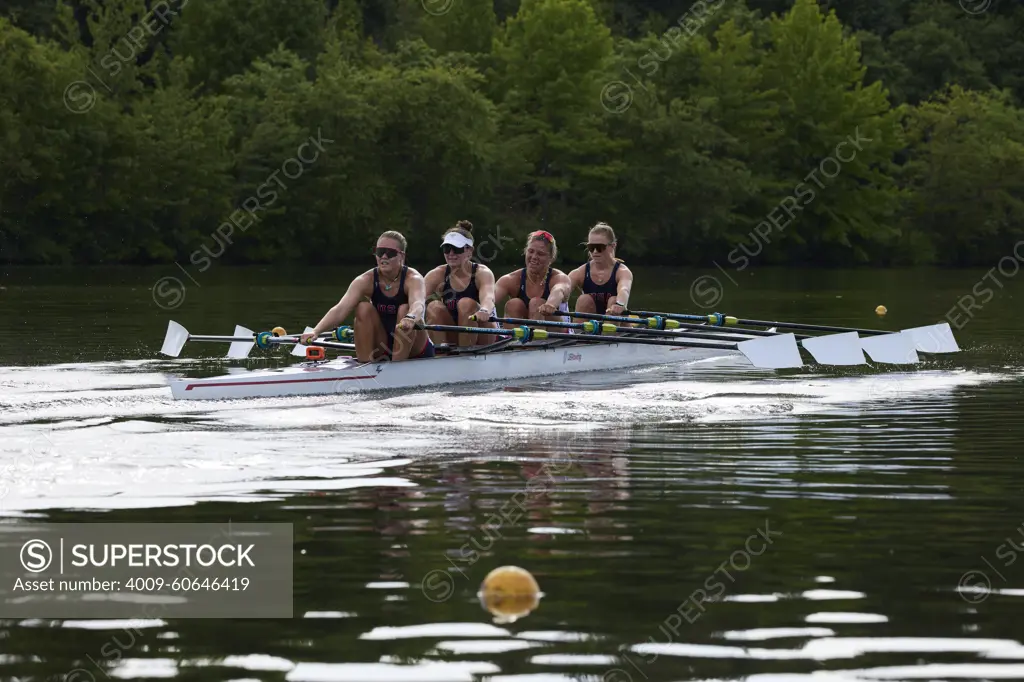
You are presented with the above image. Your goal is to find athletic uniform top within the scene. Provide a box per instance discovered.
[442,263,480,316]
[583,261,621,314]
[370,266,435,358]
[517,267,570,323]
[372,266,407,350]
[518,268,554,305]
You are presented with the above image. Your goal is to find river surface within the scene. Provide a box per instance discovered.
[1,264,1023,682]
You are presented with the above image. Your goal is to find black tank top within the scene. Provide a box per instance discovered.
[371,266,407,337]
[584,261,620,297]
[442,263,480,316]
[518,268,552,304]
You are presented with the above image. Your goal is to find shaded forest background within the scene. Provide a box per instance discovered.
[1,0,1023,268]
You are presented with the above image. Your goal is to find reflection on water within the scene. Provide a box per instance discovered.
[2,266,1024,681]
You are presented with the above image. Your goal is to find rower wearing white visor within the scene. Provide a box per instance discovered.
[423,220,499,347]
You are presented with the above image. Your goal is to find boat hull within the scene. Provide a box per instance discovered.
[167,339,739,400]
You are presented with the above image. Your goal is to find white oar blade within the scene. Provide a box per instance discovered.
[160,321,189,357]
[226,326,255,359]
[800,332,866,366]
[291,327,316,357]
[737,333,804,369]
[901,323,960,353]
[861,333,919,364]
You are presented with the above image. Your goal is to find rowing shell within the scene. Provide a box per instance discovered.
[167,337,742,400]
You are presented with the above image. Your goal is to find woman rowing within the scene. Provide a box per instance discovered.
[568,222,633,316]
[423,220,498,347]
[300,231,434,362]
[494,230,572,328]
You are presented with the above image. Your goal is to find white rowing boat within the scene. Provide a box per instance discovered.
[168,338,735,400]
[158,316,960,401]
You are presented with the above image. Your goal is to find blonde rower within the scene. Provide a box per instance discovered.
[568,222,632,316]
[494,230,572,327]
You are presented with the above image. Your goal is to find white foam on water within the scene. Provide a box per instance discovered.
[719,627,836,641]
[359,623,510,640]
[805,613,889,624]
[430,639,539,655]
[0,359,1017,513]
[630,636,1024,662]
[285,661,500,682]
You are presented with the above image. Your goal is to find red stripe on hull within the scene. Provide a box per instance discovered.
[184,375,378,391]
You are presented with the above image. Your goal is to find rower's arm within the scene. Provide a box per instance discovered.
[546,271,572,308]
[310,273,371,335]
[476,266,497,312]
[422,266,444,302]
[492,274,513,309]
[404,268,427,322]
[614,264,633,306]
[567,265,585,293]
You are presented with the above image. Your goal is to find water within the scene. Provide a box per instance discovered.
[1,264,1023,681]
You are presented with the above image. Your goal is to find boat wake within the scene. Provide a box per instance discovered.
[0,358,1019,513]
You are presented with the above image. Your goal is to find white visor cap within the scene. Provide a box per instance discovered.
[442,232,473,248]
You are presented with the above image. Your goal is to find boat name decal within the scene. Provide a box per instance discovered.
[563,352,583,363]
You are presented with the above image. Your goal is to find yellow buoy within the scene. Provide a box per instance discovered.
[272,326,287,337]
[479,566,541,623]
[875,305,887,316]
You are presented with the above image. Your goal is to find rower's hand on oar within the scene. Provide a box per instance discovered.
[607,302,625,316]
[397,315,416,334]
[300,330,318,344]
[474,307,491,323]
[538,302,557,316]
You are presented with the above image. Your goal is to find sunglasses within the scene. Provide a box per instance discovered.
[586,243,611,253]
[442,244,466,255]
[530,230,554,243]
[373,247,402,259]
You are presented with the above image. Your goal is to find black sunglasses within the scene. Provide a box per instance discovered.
[374,247,401,259]
[442,244,466,255]
[586,243,610,253]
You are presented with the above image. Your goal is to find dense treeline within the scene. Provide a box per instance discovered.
[1,0,1023,267]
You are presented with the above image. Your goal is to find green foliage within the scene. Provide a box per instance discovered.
[900,86,1024,265]
[169,0,328,89]
[1,0,1022,267]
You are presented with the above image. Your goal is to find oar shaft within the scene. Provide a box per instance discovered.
[185,334,352,350]
[286,339,355,351]
[188,335,257,342]
[732,318,889,335]
[491,316,765,343]
[525,329,740,350]
[418,322,741,351]
[627,309,890,336]
[487,316,586,330]
[563,311,785,338]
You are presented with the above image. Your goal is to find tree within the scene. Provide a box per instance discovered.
[748,0,905,263]
[900,86,1024,265]
[490,0,626,227]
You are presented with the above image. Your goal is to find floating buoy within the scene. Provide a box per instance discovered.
[875,305,887,316]
[479,566,540,623]
[272,326,287,336]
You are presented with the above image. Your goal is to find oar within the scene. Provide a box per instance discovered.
[625,308,959,354]
[478,315,775,345]
[415,322,805,369]
[556,311,875,366]
[553,310,785,337]
[159,321,354,358]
